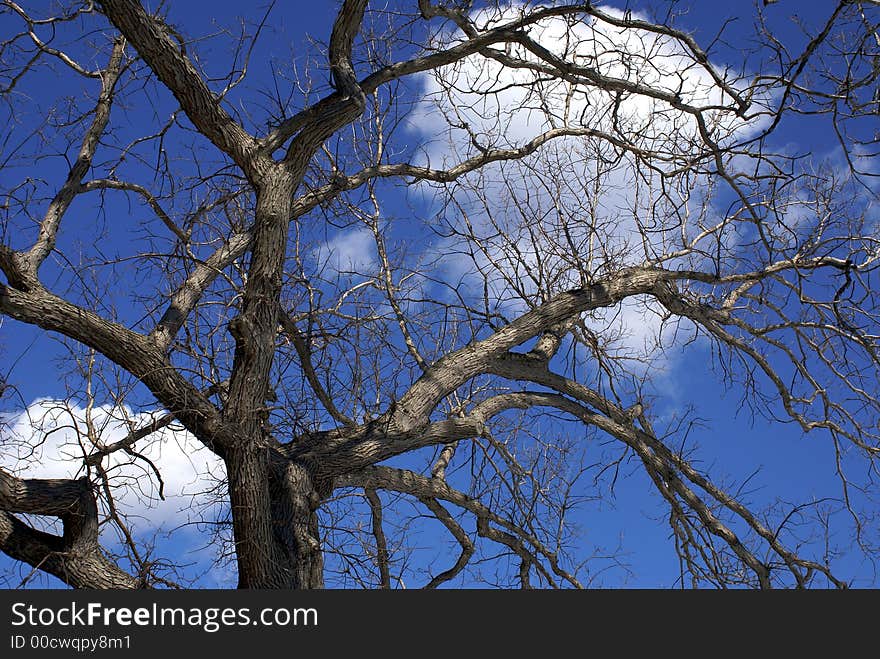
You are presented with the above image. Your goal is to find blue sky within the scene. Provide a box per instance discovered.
[1,1,877,588]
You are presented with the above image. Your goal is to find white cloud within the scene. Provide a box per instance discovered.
[0,399,225,537]
[408,3,767,363]
[410,4,765,162]
[313,227,377,276]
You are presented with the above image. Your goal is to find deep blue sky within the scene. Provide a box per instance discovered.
[1,1,876,589]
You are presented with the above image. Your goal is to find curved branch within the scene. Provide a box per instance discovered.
[337,465,582,588]
[4,1,104,78]
[263,4,602,155]
[289,126,674,218]
[364,488,390,589]
[0,468,139,588]
[391,267,665,430]
[418,496,474,589]
[487,353,849,588]
[78,178,189,245]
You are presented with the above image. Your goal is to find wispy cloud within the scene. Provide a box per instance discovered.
[313,227,377,277]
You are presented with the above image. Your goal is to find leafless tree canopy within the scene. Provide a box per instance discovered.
[0,0,878,589]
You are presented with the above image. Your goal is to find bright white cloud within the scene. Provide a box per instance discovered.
[411,4,765,162]
[0,399,225,537]
[409,3,767,364]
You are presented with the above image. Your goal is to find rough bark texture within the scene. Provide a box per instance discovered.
[1,0,875,589]
[0,471,139,588]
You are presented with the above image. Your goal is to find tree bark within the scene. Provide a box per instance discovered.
[222,166,330,588]
[269,461,325,589]
[0,471,139,588]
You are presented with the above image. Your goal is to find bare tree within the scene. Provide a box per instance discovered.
[0,0,878,589]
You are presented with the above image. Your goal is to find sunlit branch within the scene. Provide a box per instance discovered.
[24,38,125,277]
[98,0,264,176]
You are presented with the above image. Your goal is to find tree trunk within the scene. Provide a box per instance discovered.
[226,449,325,589]
[269,461,325,589]
[222,166,327,589]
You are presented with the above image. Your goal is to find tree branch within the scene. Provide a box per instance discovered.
[0,283,230,455]
[338,465,582,588]
[364,487,391,588]
[151,230,253,351]
[329,0,368,106]
[24,37,125,278]
[418,496,474,589]
[98,0,263,177]
[390,267,664,430]
[278,309,355,426]
[0,468,139,588]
